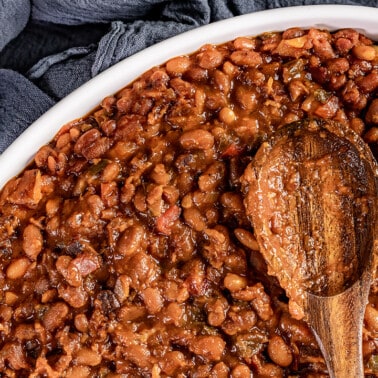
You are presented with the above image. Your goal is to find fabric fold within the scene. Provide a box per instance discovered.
[0,0,31,51]
[31,0,180,25]
[92,20,194,76]
[0,69,54,152]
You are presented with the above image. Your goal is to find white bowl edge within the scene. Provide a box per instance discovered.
[0,4,377,188]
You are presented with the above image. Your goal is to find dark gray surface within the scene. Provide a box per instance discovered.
[0,0,377,153]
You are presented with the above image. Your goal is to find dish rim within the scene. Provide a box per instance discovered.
[0,4,378,188]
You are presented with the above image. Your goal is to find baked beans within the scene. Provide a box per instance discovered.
[0,27,377,377]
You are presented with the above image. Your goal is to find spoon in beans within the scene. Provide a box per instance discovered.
[242,118,378,378]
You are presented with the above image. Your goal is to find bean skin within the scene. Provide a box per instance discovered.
[23,224,43,260]
[180,129,214,150]
[268,334,293,367]
[6,258,30,280]
[189,335,226,361]
[166,56,191,75]
[352,45,376,60]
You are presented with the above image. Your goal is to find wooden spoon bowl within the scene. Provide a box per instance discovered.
[242,118,378,378]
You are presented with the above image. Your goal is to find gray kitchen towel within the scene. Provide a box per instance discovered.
[0,0,377,153]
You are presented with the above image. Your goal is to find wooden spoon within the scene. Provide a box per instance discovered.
[242,118,378,378]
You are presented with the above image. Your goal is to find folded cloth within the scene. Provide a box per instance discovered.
[0,0,30,51]
[0,0,376,154]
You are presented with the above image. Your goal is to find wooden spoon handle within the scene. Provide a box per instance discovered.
[306,270,372,378]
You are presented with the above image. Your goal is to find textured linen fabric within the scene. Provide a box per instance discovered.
[0,0,377,153]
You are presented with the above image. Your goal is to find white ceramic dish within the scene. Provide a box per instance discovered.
[0,4,377,188]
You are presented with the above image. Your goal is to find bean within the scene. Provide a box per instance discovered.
[74,313,89,333]
[366,99,378,125]
[41,289,56,303]
[5,291,18,305]
[349,117,365,135]
[58,284,88,308]
[221,192,245,213]
[101,95,116,113]
[223,61,238,77]
[184,66,208,82]
[34,146,55,168]
[74,128,99,154]
[126,252,159,290]
[329,74,346,91]
[365,303,378,332]
[352,45,376,60]
[231,364,252,378]
[75,347,102,366]
[117,304,147,322]
[163,280,189,303]
[313,95,339,119]
[56,132,71,150]
[180,129,214,150]
[142,287,163,314]
[198,47,224,69]
[219,107,236,124]
[101,161,120,182]
[160,351,186,375]
[6,258,30,280]
[116,225,146,257]
[150,163,171,185]
[213,70,231,94]
[198,162,225,192]
[268,334,293,367]
[162,185,179,205]
[334,28,359,51]
[43,302,69,331]
[70,252,100,278]
[166,56,191,75]
[235,85,259,111]
[114,275,130,303]
[258,363,284,378]
[189,335,225,361]
[45,197,61,217]
[363,339,376,358]
[125,344,152,369]
[205,91,227,111]
[230,50,263,67]
[279,313,315,344]
[222,309,257,335]
[234,228,259,251]
[233,36,257,50]
[282,27,306,39]
[101,119,116,136]
[48,152,67,176]
[66,366,91,378]
[23,224,43,260]
[364,127,378,143]
[146,184,164,216]
[327,57,349,73]
[69,126,81,141]
[211,362,229,378]
[357,70,378,93]
[74,129,110,160]
[183,207,207,231]
[224,273,247,292]
[194,87,206,114]
[309,29,335,60]
[207,297,228,327]
[163,302,185,327]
